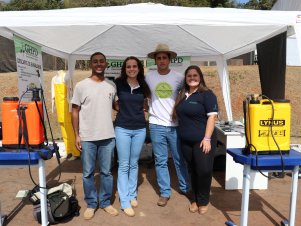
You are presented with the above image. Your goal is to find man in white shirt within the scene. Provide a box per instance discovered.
[71,52,118,219]
[146,44,190,207]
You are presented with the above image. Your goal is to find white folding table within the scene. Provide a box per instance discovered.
[226,148,301,226]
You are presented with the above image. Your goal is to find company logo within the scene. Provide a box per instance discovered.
[155,82,172,98]
[107,61,123,69]
[259,119,285,127]
[170,57,184,64]
[21,44,38,56]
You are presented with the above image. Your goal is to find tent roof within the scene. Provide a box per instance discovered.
[0,3,299,60]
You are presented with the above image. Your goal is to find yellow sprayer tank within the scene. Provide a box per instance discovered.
[246,99,291,154]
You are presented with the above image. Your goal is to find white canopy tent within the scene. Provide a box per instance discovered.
[0,3,300,120]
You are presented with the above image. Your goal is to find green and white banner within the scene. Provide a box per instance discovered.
[105,59,124,79]
[146,56,191,74]
[105,59,145,79]
[14,35,43,102]
[105,56,191,80]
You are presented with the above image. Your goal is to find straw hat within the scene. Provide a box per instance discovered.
[147,43,177,59]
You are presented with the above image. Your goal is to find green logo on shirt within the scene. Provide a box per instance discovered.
[155,82,172,98]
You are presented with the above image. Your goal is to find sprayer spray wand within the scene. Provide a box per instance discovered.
[36,70,61,165]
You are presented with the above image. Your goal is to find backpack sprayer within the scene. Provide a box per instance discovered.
[1,70,61,185]
[242,94,291,179]
[2,91,44,149]
[243,94,291,155]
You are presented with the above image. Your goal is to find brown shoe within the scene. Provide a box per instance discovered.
[83,208,95,220]
[123,207,135,217]
[130,199,138,208]
[157,196,170,207]
[189,202,198,213]
[102,205,119,216]
[198,205,209,214]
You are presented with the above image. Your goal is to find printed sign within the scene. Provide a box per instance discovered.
[146,56,191,74]
[14,35,43,102]
[105,59,124,79]
[258,130,286,137]
[105,59,144,80]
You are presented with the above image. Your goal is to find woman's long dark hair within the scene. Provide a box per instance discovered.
[116,56,150,98]
[172,65,209,120]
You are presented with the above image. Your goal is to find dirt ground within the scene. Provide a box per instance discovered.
[0,66,301,226]
[0,153,300,226]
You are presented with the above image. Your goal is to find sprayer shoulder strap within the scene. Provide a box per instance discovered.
[18,109,23,148]
[18,108,29,148]
[34,100,48,145]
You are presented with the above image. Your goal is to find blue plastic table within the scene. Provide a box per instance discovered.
[226,148,301,226]
[0,147,53,226]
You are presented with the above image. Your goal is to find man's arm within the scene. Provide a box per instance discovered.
[71,104,81,151]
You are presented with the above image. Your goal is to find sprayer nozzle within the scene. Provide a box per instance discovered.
[252,94,259,100]
[250,94,260,104]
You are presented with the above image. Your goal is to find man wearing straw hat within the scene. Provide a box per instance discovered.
[146,44,190,207]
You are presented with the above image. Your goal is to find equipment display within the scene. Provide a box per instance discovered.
[244,94,291,154]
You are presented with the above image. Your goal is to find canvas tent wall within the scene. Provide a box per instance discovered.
[272,0,301,66]
[0,3,300,120]
[272,0,301,11]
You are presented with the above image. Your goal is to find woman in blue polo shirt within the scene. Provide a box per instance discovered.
[114,56,150,217]
[174,65,218,215]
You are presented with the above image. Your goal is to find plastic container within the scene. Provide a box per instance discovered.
[246,99,291,154]
[2,97,44,148]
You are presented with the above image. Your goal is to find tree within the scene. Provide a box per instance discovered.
[2,0,64,10]
[242,0,276,10]
[210,0,236,8]
[1,0,276,10]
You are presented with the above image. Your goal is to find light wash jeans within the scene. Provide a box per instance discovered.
[149,123,190,198]
[115,126,146,209]
[81,138,115,209]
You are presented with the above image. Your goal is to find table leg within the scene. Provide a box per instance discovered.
[289,166,299,226]
[241,164,251,226]
[38,159,48,226]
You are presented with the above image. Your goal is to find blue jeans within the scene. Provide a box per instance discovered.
[81,138,115,209]
[149,124,190,197]
[115,126,146,209]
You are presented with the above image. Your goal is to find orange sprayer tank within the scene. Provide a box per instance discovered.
[2,97,44,148]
